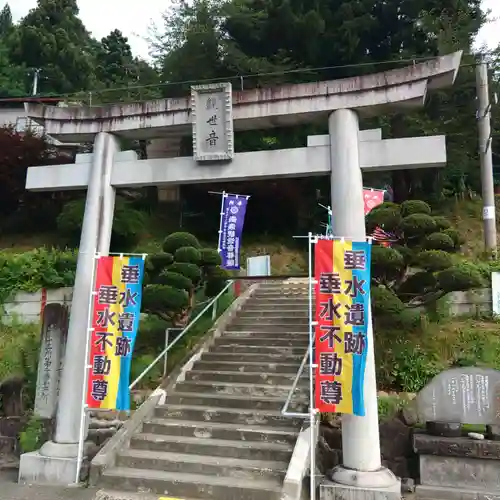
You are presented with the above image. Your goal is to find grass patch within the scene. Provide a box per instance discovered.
[0,320,40,414]
[378,394,409,421]
[376,318,500,393]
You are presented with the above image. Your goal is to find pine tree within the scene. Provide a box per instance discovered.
[8,0,97,95]
[0,3,12,36]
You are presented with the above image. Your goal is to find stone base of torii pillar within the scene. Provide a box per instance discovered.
[19,52,462,497]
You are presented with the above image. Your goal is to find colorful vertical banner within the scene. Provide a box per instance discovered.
[218,193,249,270]
[363,189,385,215]
[314,239,371,416]
[86,256,145,411]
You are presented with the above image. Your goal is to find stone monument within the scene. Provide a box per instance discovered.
[34,304,69,419]
[413,367,500,500]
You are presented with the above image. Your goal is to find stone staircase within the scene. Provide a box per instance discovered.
[97,281,311,500]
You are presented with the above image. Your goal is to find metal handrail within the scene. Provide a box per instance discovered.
[281,347,311,418]
[129,280,234,390]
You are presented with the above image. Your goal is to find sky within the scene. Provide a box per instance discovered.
[4,0,500,60]
[7,0,168,59]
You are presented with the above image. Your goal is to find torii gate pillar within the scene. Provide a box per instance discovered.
[327,109,399,495]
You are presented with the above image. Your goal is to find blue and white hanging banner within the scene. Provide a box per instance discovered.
[218,192,249,270]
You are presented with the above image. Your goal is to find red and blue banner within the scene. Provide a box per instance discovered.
[314,239,371,416]
[363,188,384,215]
[86,256,145,411]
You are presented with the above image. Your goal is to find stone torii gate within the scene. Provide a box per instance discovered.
[20,51,462,499]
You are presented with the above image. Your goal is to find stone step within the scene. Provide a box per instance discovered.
[142,418,297,444]
[229,323,309,332]
[259,282,308,287]
[186,370,308,386]
[236,316,309,323]
[252,292,309,298]
[233,318,309,325]
[95,490,200,500]
[100,467,282,500]
[242,309,311,316]
[223,328,309,336]
[154,404,302,428]
[201,351,303,363]
[115,449,288,481]
[249,296,311,302]
[237,310,309,318]
[247,304,310,311]
[130,433,294,462]
[256,285,309,290]
[250,298,308,304]
[212,345,306,355]
[174,381,307,399]
[192,360,302,373]
[215,336,309,347]
[166,392,306,412]
[250,295,310,300]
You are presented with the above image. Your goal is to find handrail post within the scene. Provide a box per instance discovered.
[163,328,170,377]
[281,347,310,418]
[211,299,217,321]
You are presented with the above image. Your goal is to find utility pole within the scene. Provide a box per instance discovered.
[476,57,497,256]
[31,68,41,96]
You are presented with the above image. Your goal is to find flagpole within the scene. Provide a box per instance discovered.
[217,191,227,254]
[209,190,251,199]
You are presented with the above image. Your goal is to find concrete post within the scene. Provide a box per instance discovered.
[326,109,399,496]
[476,60,497,256]
[19,132,116,486]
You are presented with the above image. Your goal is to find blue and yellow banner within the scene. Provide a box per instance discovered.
[314,239,371,416]
[86,256,145,411]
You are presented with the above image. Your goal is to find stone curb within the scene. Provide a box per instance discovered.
[281,420,313,500]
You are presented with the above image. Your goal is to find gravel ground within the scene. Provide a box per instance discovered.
[0,469,97,500]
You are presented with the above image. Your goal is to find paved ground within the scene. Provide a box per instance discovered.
[0,469,97,500]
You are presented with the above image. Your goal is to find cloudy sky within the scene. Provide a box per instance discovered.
[4,0,500,59]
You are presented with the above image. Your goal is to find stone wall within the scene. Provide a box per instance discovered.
[0,417,54,466]
[318,415,417,483]
[2,287,73,324]
[447,287,491,316]
[1,286,493,325]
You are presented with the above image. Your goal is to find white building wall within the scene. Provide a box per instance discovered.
[0,108,26,128]
[2,287,73,324]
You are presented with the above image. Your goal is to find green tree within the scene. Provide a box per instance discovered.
[93,29,161,103]
[96,29,134,86]
[0,41,27,97]
[0,127,70,232]
[56,195,146,250]
[0,3,12,36]
[367,201,483,318]
[142,232,229,326]
[8,0,97,95]
[0,322,39,416]
[153,0,486,203]
[153,0,227,97]
[490,45,500,177]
